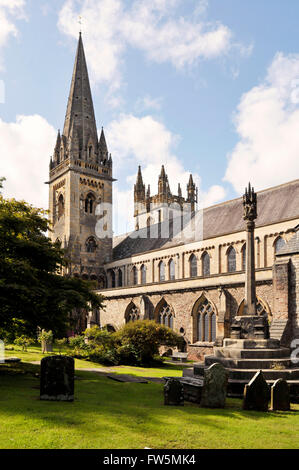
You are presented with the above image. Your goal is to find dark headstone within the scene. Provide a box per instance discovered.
[243,370,269,411]
[270,379,290,411]
[164,378,184,406]
[200,363,228,408]
[40,356,74,401]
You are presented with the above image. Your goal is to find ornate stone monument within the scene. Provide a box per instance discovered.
[231,183,269,340]
[184,183,299,401]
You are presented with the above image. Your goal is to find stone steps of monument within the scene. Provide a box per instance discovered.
[213,347,290,360]
[193,364,299,381]
[269,320,287,340]
[204,355,292,369]
[184,366,299,401]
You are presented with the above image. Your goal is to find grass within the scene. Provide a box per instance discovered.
[4,345,187,378]
[0,362,299,449]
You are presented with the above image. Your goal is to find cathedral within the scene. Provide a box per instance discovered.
[49,34,299,360]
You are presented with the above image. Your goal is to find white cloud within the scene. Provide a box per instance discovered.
[0,0,26,69]
[224,53,299,193]
[106,113,226,234]
[135,95,162,112]
[58,0,247,102]
[0,114,56,209]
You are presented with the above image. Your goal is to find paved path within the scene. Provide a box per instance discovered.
[29,362,164,383]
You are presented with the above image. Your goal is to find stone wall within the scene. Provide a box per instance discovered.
[100,281,274,360]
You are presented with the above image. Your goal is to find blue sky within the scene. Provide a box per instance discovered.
[1,0,299,234]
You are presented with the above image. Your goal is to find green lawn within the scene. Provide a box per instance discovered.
[4,345,187,377]
[0,362,299,449]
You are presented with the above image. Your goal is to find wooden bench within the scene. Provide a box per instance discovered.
[171,352,188,362]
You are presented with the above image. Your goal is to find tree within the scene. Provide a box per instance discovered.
[114,320,183,365]
[0,193,104,337]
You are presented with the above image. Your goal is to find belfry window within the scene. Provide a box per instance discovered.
[86,237,97,253]
[85,193,95,214]
[57,194,64,219]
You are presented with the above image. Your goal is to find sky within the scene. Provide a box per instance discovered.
[0,0,299,235]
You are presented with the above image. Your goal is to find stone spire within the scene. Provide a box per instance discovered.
[62,33,98,159]
[134,166,145,202]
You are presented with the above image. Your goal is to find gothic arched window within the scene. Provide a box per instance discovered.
[274,236,286,254]
[118,269,123,287]
[189,254,197,277]
[125,303,140,323]
[132,266,138,285]
[86,237,97,253]
[227,246,236,273]
[141,264,146,284]
[202,252,210,277]
[158,302,174,329]
[196,297,216,342]
[159,261,165,282]
[57,194,64,219]
[110,270,116,288]
[241,244,246,271]
[169,259,175,280]
[85,193,95,214]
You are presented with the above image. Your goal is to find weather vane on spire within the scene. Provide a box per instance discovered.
[78,15,83,34]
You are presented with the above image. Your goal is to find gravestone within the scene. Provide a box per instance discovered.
[40,356,74,401]
[164,378,184,406]
[243,370,269,411]
[270,379,290,411]
[200,363,228,408]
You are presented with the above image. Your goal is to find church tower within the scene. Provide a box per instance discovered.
[48,33,114,284]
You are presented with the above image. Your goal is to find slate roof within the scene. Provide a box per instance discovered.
[276,225,299,256]
[112,179,299,261]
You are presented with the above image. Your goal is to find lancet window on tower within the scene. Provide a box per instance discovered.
[57,194,64,219]
[86,236,97,253]
[85,193,95,214]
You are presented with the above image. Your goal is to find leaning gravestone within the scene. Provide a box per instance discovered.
[243,370,269,411]
[270,379,290,411]
[200,363,228,408]
[40,356,74,402]
[164,378,184,406]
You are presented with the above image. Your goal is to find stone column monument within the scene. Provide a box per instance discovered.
[230,183,269,339]
[243,183,257,316]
